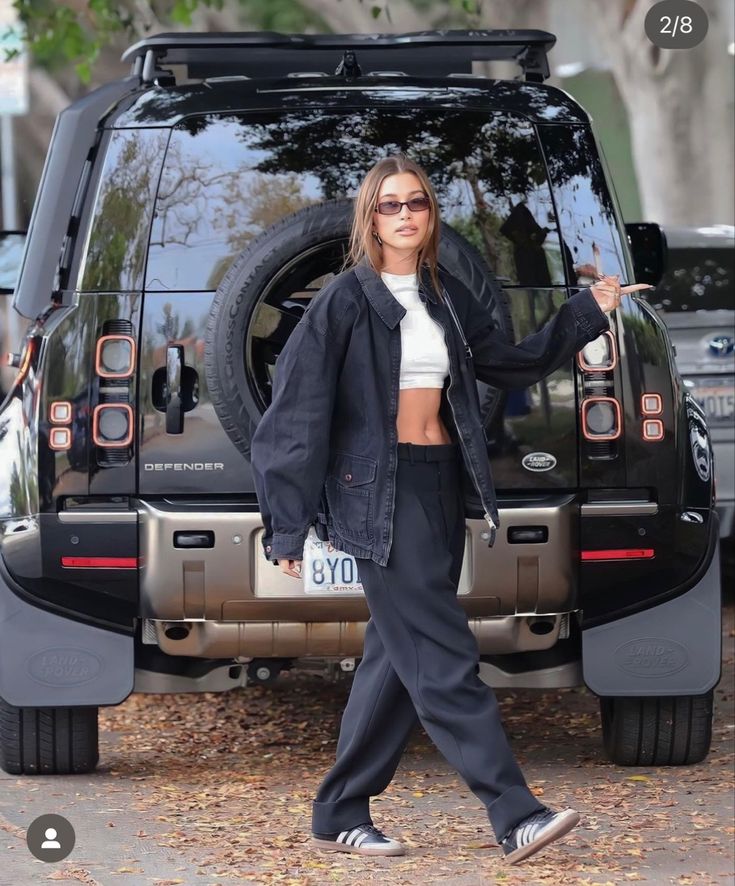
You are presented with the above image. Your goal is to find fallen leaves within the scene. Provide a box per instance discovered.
[46,600,730,885]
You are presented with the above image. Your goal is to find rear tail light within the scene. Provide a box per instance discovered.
[581,548,655,561]
[577,330,618,371]
[581,396,622,441]
[61,556,138,568]
[640,392,665,440]
[577,329,621,459]
[92,403,134,447]
[643,418,664,441]
[641,393,663,415]
[49,427,72,450]
[93,322,136,466]
[49,400,72,424]
[95,334,136,378]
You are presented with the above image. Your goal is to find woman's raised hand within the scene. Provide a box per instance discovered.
[589,273,655,313]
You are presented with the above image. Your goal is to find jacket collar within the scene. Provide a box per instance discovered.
[353,259,439,329]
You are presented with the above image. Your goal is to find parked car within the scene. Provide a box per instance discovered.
[644,225,734,575]
[0,30,721,776]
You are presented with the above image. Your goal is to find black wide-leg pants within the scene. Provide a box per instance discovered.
[311,441,547,843]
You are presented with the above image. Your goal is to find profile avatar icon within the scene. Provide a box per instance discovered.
[26,814,74,861]
[41,827,61,849]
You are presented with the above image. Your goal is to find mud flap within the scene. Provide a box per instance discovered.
[582,526,722,696]
[0,564,134,707]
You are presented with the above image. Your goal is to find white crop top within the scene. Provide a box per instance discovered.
[380,270,450,389]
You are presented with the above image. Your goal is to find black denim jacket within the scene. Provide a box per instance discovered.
[250,259,610,566]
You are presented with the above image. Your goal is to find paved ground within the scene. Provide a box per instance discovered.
[2,599,733,886]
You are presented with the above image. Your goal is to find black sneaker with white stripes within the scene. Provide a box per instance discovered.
[311,822,406,856]
[499,806,581,865]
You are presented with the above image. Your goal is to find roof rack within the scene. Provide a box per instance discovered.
[121,29,556,85]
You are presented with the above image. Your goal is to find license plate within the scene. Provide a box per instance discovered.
[302,526,365,594]
[692,381,735,425]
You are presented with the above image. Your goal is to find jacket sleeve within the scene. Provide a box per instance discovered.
[464,286,611,390]
[250,297,353,563]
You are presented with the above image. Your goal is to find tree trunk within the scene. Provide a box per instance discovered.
[587,0,733,224]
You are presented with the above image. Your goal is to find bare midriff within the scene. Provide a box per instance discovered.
[396,387,453,445]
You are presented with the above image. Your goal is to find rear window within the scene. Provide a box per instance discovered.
[145,108,574,292]
[651,246,735,312]
[538,124,627,284]
[79,128,169,292]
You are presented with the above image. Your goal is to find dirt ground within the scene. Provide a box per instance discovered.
[1,599,733,886]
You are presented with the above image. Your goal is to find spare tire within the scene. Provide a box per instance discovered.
[204,197,513,457]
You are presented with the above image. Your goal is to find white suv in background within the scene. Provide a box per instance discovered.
[649,224,735,572]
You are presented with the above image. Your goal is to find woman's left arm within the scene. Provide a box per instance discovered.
[463,276,653,390]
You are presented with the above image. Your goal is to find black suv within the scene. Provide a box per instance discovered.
[0,30,722,775]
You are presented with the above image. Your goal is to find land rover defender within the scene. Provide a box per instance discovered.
[0,30,721,775]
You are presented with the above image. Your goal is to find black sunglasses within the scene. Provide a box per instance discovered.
[374,196,431,215]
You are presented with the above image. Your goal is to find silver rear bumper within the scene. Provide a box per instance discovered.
[141,610,571,659]
[136,494,581,659]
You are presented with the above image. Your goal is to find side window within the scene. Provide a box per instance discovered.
[464,114,566,287]
[146,113,322,292]
[78,128,169,292]
[538,124,627,285]
[145,109,566,292]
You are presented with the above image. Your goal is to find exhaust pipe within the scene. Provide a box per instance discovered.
[527,616,556,635]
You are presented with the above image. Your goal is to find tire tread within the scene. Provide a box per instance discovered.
[0,697,99,775]
[599,691,713,766]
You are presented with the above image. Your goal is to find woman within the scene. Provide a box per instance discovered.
[250,153,653,866]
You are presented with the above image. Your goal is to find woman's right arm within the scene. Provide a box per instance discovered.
[250,291,356,565]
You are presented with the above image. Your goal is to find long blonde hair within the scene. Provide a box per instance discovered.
[339,152,445,303]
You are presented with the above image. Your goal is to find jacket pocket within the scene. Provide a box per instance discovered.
[325,451,377,542]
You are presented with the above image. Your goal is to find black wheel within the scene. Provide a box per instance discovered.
[203,197,513,458]
[0,695,99,775]
[599,691,714,766]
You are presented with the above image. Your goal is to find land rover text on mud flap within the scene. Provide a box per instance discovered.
[0,30,721,776]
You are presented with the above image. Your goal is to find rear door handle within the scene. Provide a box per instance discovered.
[166,345,184,434]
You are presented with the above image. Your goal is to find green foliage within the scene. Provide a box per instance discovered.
[170,0,224,27]
[5,0,314,83]
[237,0,330,32]
[404,0,484,27]
[3,0,478,86]
[7,0,135,83]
